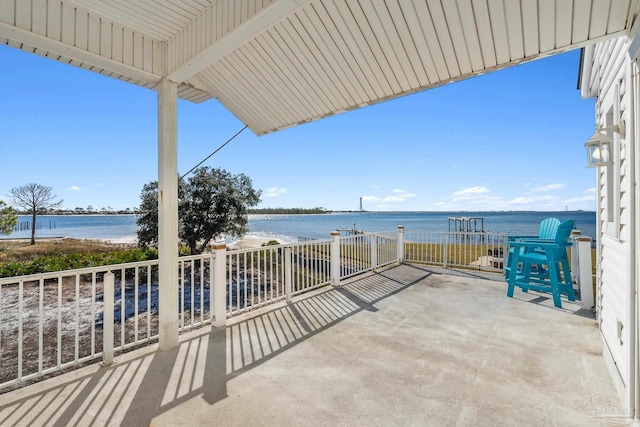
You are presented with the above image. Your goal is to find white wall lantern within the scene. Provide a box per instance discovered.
[584,122,624,168]
[585,132,613,167]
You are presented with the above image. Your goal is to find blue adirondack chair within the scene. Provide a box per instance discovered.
[504,218,561,281]
[506,219,575,308]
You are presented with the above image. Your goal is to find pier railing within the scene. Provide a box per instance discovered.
[0,227,508,389]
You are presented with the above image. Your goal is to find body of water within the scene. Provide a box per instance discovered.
[4,211,596,243]
[7,215,139,242]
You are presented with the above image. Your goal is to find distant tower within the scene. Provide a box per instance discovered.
[360,197,363,212]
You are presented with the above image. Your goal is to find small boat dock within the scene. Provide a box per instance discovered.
[448,217,485,233]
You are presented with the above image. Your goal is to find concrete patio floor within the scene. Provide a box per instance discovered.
[0,264,626,426]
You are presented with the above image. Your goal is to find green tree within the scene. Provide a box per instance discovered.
[136,167,261,254]
[9,183,63,245]
[0,200,18,235]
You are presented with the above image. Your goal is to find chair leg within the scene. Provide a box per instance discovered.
[506,254,519,298]
[561,258,575,301]
[548,257,562,308]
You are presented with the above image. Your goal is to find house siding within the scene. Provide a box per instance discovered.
[584,36,635,406]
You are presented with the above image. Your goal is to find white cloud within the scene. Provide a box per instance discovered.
[67,185,84,191]
[381,190,417,204]
[584,187,596,194]
[381,196,404,203]
[264,187,289,197]
[565,195,596,204]
[531,183,566,193]
[362,189,417,210]
[452,186,490,201]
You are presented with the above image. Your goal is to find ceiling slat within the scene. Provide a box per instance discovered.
[417,0,454,80]
[312,2,377,101]
[331,0,393,96]
[457,0,484,71]
[503,0,524,60]
[209,56,287,130]
[239,39,308,121]
[572,0,592,43]
[347,1,403,94]
[371,0,419,89]
[359,0,412,92]
[15,0,31,30]
[521,0,539,56]
[260,28,326,118]
[472,0,497,68]
[201,66,273,131]
[398,1,439,84]
[296,5,360,105]
[590,0,612,38]
[285,14,350,108]
[386,0,429,87]
[32,0,48,35]
[555,0,573,48]
[273,22,339,112]
[608,0,631,32]
[427,0,460,80]
[487,0,510,64]
[440,0,472,75]
[538,0,555,52]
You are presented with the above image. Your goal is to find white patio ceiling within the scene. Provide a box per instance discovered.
[1,0,638,135]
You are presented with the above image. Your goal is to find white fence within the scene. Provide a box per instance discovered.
[403,230,507,272]
[0,232,401,388]
[6,227,495,389]
[0,254,217,389]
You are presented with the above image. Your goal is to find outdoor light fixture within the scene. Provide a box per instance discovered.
[584,122,624,168]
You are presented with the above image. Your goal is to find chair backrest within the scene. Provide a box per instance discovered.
[550,219,575,256]
[538,218,561,239]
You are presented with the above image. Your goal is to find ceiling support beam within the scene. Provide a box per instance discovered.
[167,0,306,83]
[0,21,160,85]
[157,74,180,351]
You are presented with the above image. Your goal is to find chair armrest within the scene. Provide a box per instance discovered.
[507,235,538,241]
[509,241,561,250]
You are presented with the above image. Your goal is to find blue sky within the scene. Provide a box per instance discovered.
[1,44,596,212]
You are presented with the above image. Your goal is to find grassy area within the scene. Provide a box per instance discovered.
[0,238,157,278]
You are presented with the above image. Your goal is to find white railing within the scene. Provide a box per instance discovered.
[0,229,407,389]
[339,234,372,279]
[0,254,216,389]
[372,231,400,268]
[403,230,508,272]
[226,245,285,316]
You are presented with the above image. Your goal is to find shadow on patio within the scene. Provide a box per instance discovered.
[0,264,623,426]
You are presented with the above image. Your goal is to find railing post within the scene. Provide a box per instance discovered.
[331,231,341,286]
[211,243,227,327]
[573,235,594,310]
[397,226,404,263]
[285,247,292,302]
[102,271,114,366]
[371,234,378,271]
[443,234,449,269]
[570,230,581,274]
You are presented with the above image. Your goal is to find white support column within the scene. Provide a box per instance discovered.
[158,76,179,351]
[397,226,405,263]
[211,243,227,327]
[331,231,341,286]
